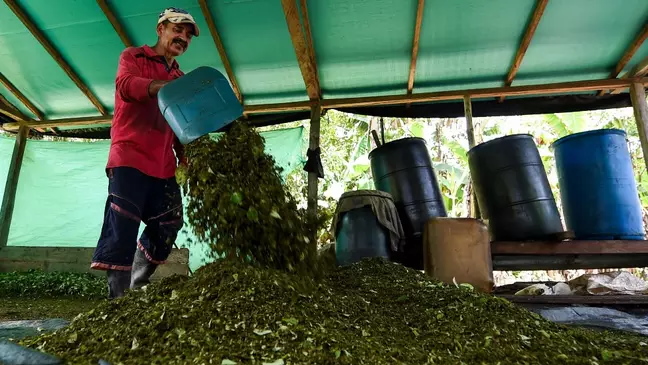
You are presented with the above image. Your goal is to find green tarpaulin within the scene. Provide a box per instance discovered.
[0,126,306,271]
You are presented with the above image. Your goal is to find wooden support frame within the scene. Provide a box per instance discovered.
[198,0,243,103]
[407,0,425,95]
[281,0,321,101]
[0,125,28,249]
[4,76,648,130]
[599,24,648,95]
[0,72,44,120]
[0,93,29,122]
[463,95,480,219]
[499,0,548,102]
[96,0,133,48]
[4,0,107,116]
[306,103,322,218]
[630,83,648,173]
[611,55,648,94]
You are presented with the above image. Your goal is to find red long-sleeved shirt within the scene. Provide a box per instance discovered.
[107,45,184,179]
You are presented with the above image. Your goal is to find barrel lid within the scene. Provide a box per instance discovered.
[467,134,534,156]
[551,128,627,149]
[368,137,427,158]
[339,190,394,201]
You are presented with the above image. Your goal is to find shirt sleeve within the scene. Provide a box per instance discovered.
[115,49,154,102]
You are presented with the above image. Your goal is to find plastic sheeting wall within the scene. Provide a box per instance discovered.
[0,127,305,271]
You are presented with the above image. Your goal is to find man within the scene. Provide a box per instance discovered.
[91,7,200,299]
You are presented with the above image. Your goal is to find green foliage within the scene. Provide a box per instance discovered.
[0,270,106,298]
[23,258,648,364]
[181,122,320,273]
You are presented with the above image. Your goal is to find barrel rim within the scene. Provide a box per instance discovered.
[467,134,534,156]
[368,137,427,158]
[550,128,627,149]
[339,190,395,201]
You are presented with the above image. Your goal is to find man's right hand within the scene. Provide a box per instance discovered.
[148,80,171,97]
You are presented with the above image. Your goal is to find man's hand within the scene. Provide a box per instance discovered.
[148,80,170,97]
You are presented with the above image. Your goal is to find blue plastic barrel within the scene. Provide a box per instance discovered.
[552,129,645,240]
[158,66,243,144]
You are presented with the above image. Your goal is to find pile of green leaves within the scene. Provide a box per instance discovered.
[0,270,106,298]
[22,258,648,364]
[176,122,319,273]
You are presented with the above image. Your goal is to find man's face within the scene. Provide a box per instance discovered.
[157,22,194,57]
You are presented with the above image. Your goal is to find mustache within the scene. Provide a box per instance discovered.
[172,38,187,49]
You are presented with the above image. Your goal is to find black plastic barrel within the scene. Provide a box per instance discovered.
[468,134,564,241]
[369,137,446,270]
[335,198,391,266]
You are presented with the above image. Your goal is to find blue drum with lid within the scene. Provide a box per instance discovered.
[552,129,645,240]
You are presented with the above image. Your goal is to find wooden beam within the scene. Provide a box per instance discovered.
[96,0,133,47]
[491,240,648,255]
[407,0,425,95]
[463,95,480,219]
[499,0,549,102]
[630,82,648,173]
[0,72,44,120]
[4,0,107,116]
[281,0,321,100]
[0,94,29,122]
[4,77,648,130]
[3,115,112,130]
[306,103,322,219]
[599,24,648,95]
[0,125,28,249]
[198,0,243,103]
[611,55,648,94]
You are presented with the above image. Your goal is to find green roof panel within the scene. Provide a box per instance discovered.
[207,0,307,104]
[18,0,126,116]
[414,0,536,93]
[0,1,98,119]
[308,0,416,98]
[514,0,648,85]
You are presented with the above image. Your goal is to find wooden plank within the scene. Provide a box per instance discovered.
[492,253,648,270]
[491,240,648,255]
[5,77,648,130]
[463,95,480,219]
[0,126,29,249]
[0,72,44,120]
[600,24,648,95]
[407,0,425,95]
[0,246,189,265]
[281,0,321,101]
[499,0,549,102]
[631,82,648,173]
[4,0,107,116]
[96,0,133,48]
[198,0,243,103]
[611,55,648,94]
[499,294,648,305]
[0,94,29,122]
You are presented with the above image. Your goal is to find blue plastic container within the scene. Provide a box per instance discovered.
[552,129,645,240]
[158,66,243,144]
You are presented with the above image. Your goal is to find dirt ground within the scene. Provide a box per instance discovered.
[0,297,104,321]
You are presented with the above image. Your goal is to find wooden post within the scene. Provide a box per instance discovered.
[307,104,322,219]
[463,95,481,219]
[630,83,648,172]
[0,125,29,249]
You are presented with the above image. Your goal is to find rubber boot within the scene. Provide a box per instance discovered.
[107,270,131,299]
[130,248,158,290]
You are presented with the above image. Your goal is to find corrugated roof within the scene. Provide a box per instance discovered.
[0,0,647,138]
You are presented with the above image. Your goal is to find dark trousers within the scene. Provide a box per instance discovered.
[91,167,183,271]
